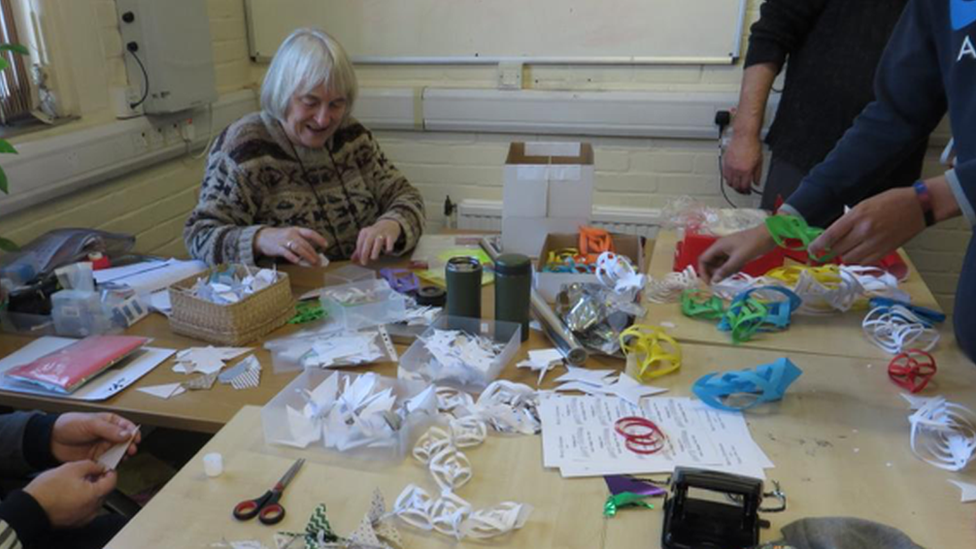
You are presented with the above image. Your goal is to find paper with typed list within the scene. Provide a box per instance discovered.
[539,395,773,479]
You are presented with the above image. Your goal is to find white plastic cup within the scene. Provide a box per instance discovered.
[203,452,223,477]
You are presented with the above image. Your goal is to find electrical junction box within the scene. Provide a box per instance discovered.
[116,0,218,114]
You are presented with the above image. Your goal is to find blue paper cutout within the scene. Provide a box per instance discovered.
[693,357,803,412]
[868,297,945,325]
[718,286,802,333]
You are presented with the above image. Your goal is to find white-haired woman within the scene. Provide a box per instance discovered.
[184,28,425,266]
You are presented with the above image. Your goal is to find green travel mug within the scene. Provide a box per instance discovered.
[494,253,532,341]
[446,256,482,319]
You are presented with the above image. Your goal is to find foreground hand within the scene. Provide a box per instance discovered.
[809,187,925,265]
[255,227,329,266]
[24,461,116,528]
[51,413,140,464]
[698,225,777,283]
[723,133,764,194]
[351,219,402,265]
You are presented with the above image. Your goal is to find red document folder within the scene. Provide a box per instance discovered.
[4,335,150,393]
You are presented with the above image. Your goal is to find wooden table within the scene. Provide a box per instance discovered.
[642,231,944,361]
[107,339,976,549]
[0,258,623,433]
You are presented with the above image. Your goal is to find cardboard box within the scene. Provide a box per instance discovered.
[502,142,594,256]
[534,232,645,302]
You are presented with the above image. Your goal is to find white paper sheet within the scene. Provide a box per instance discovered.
[95,258,206,294]
[96,426,140,470]
[539,394,772,479]
[0,337,175,401]
[137,382,186,400]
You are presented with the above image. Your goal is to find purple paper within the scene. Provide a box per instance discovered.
[604,475,667,497]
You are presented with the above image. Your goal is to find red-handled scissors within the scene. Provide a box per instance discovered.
[233,458,304,525]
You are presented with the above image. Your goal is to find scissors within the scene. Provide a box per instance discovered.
[233,458,304,525]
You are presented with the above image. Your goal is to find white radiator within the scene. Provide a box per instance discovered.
[456,199,662,238]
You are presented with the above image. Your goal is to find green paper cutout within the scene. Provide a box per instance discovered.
[764,215,837,263]
[681,289,726,320]
[289,301,327,325]
[604,491,655,518]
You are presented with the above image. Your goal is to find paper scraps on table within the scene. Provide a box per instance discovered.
[277,371,437,452]
[516,348,565,385]
[692,358,803,412]
[596,252,646,296]
[402,304,441,326]
[948,479,976,503]
[224,355,262,390]
[137,382,186,400]
[710,272,768,302]
[604,491,655,518]
[192,266,279,305]
[908,395,976,471]
[553,367,667,407]
[96,426,140,470]
[182,371,219,391]
[173,346,252,375]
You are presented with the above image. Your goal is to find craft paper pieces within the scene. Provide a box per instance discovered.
[619,325,682,380]
[554,370,667,407]
[645,265,699,304]
[279,371,437,453]
[908,396,976,471]
[516,348,565,385]
[304,332,388,368]
[554,366,616,386]
[96,426,139,470]
[604,475,667,497]
[423,329,503,375]
[863,304,940,355]
[173,347,251,375]
[692,358,803,412]
[137,382,186,399]
[948,479,976,503]
[710,272,769,301]
[595,252,646,296]
[192,267,278,305]
[227,355,262,390]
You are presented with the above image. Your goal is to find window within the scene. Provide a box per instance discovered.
[0,0,31,125]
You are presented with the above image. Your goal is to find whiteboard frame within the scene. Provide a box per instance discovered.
[244,0,748,66]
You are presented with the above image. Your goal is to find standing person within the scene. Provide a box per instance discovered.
[724,0,926,219]
[700,0,976,361]
[0,411,140,549]
[184,28,426,267]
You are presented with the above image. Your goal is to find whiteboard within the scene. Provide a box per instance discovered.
[245,0,748,65]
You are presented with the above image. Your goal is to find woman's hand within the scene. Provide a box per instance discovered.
[255,227,329,266]
[351,219,402,265]
[698,225,777,283]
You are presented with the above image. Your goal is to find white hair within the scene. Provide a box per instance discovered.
[260,28,358,122]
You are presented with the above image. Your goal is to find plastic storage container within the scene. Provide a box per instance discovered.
[398,315,522,392]
[263,326,399,373]
[51,290,118,337]
[320,278,407,331]
[261,369,438,464]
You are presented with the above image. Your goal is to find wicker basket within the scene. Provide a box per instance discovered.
[167,265,295,346]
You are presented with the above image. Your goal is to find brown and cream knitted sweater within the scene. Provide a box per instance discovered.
[184,112,425,265]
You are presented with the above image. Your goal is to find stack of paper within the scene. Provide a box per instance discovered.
[304,332,387,367]
[93,258,207,315]
[539,395,774,479]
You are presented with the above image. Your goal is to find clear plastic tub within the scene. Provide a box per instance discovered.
[320,278,407,331]
[261,369,438,464]
[51,289,119,337]
[263,326,399,373]
[398,315,522,392]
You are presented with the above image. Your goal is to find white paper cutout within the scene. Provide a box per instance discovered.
[459,502,533,540]
[96,426,139,470]
[554,366,616,386]
[863,305,940,354]
[516,348,565,385]
[449,416,488,448]
[793,269,863,315]
[429,447,473,492]
[710,272,769,301]
[413,427,453,464]
[645,265,698,304]
[949,479,976,503]
[303,332,388,368]
[173,347,251,375]
[434,386,474,412]
[842,265,909,299]
[470,380,541,435]
[596,252,646,296]
[908,396,976,471]
[553,371,666,406]
[191,267,278,305]
[422,329,503,376]
[229,356,262,390]
[137,382,186,400]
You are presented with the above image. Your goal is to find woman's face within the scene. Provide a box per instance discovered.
[282,82,348,149]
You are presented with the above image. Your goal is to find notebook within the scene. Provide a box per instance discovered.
[3,335,150,393]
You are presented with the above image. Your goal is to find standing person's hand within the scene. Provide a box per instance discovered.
[24,461,117,528]
[351,219,402,265]
[50,413,140,464]
[698,225,777,283]
[254,227,329,266]
[809,187,925,264]
[723,133,764,194]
